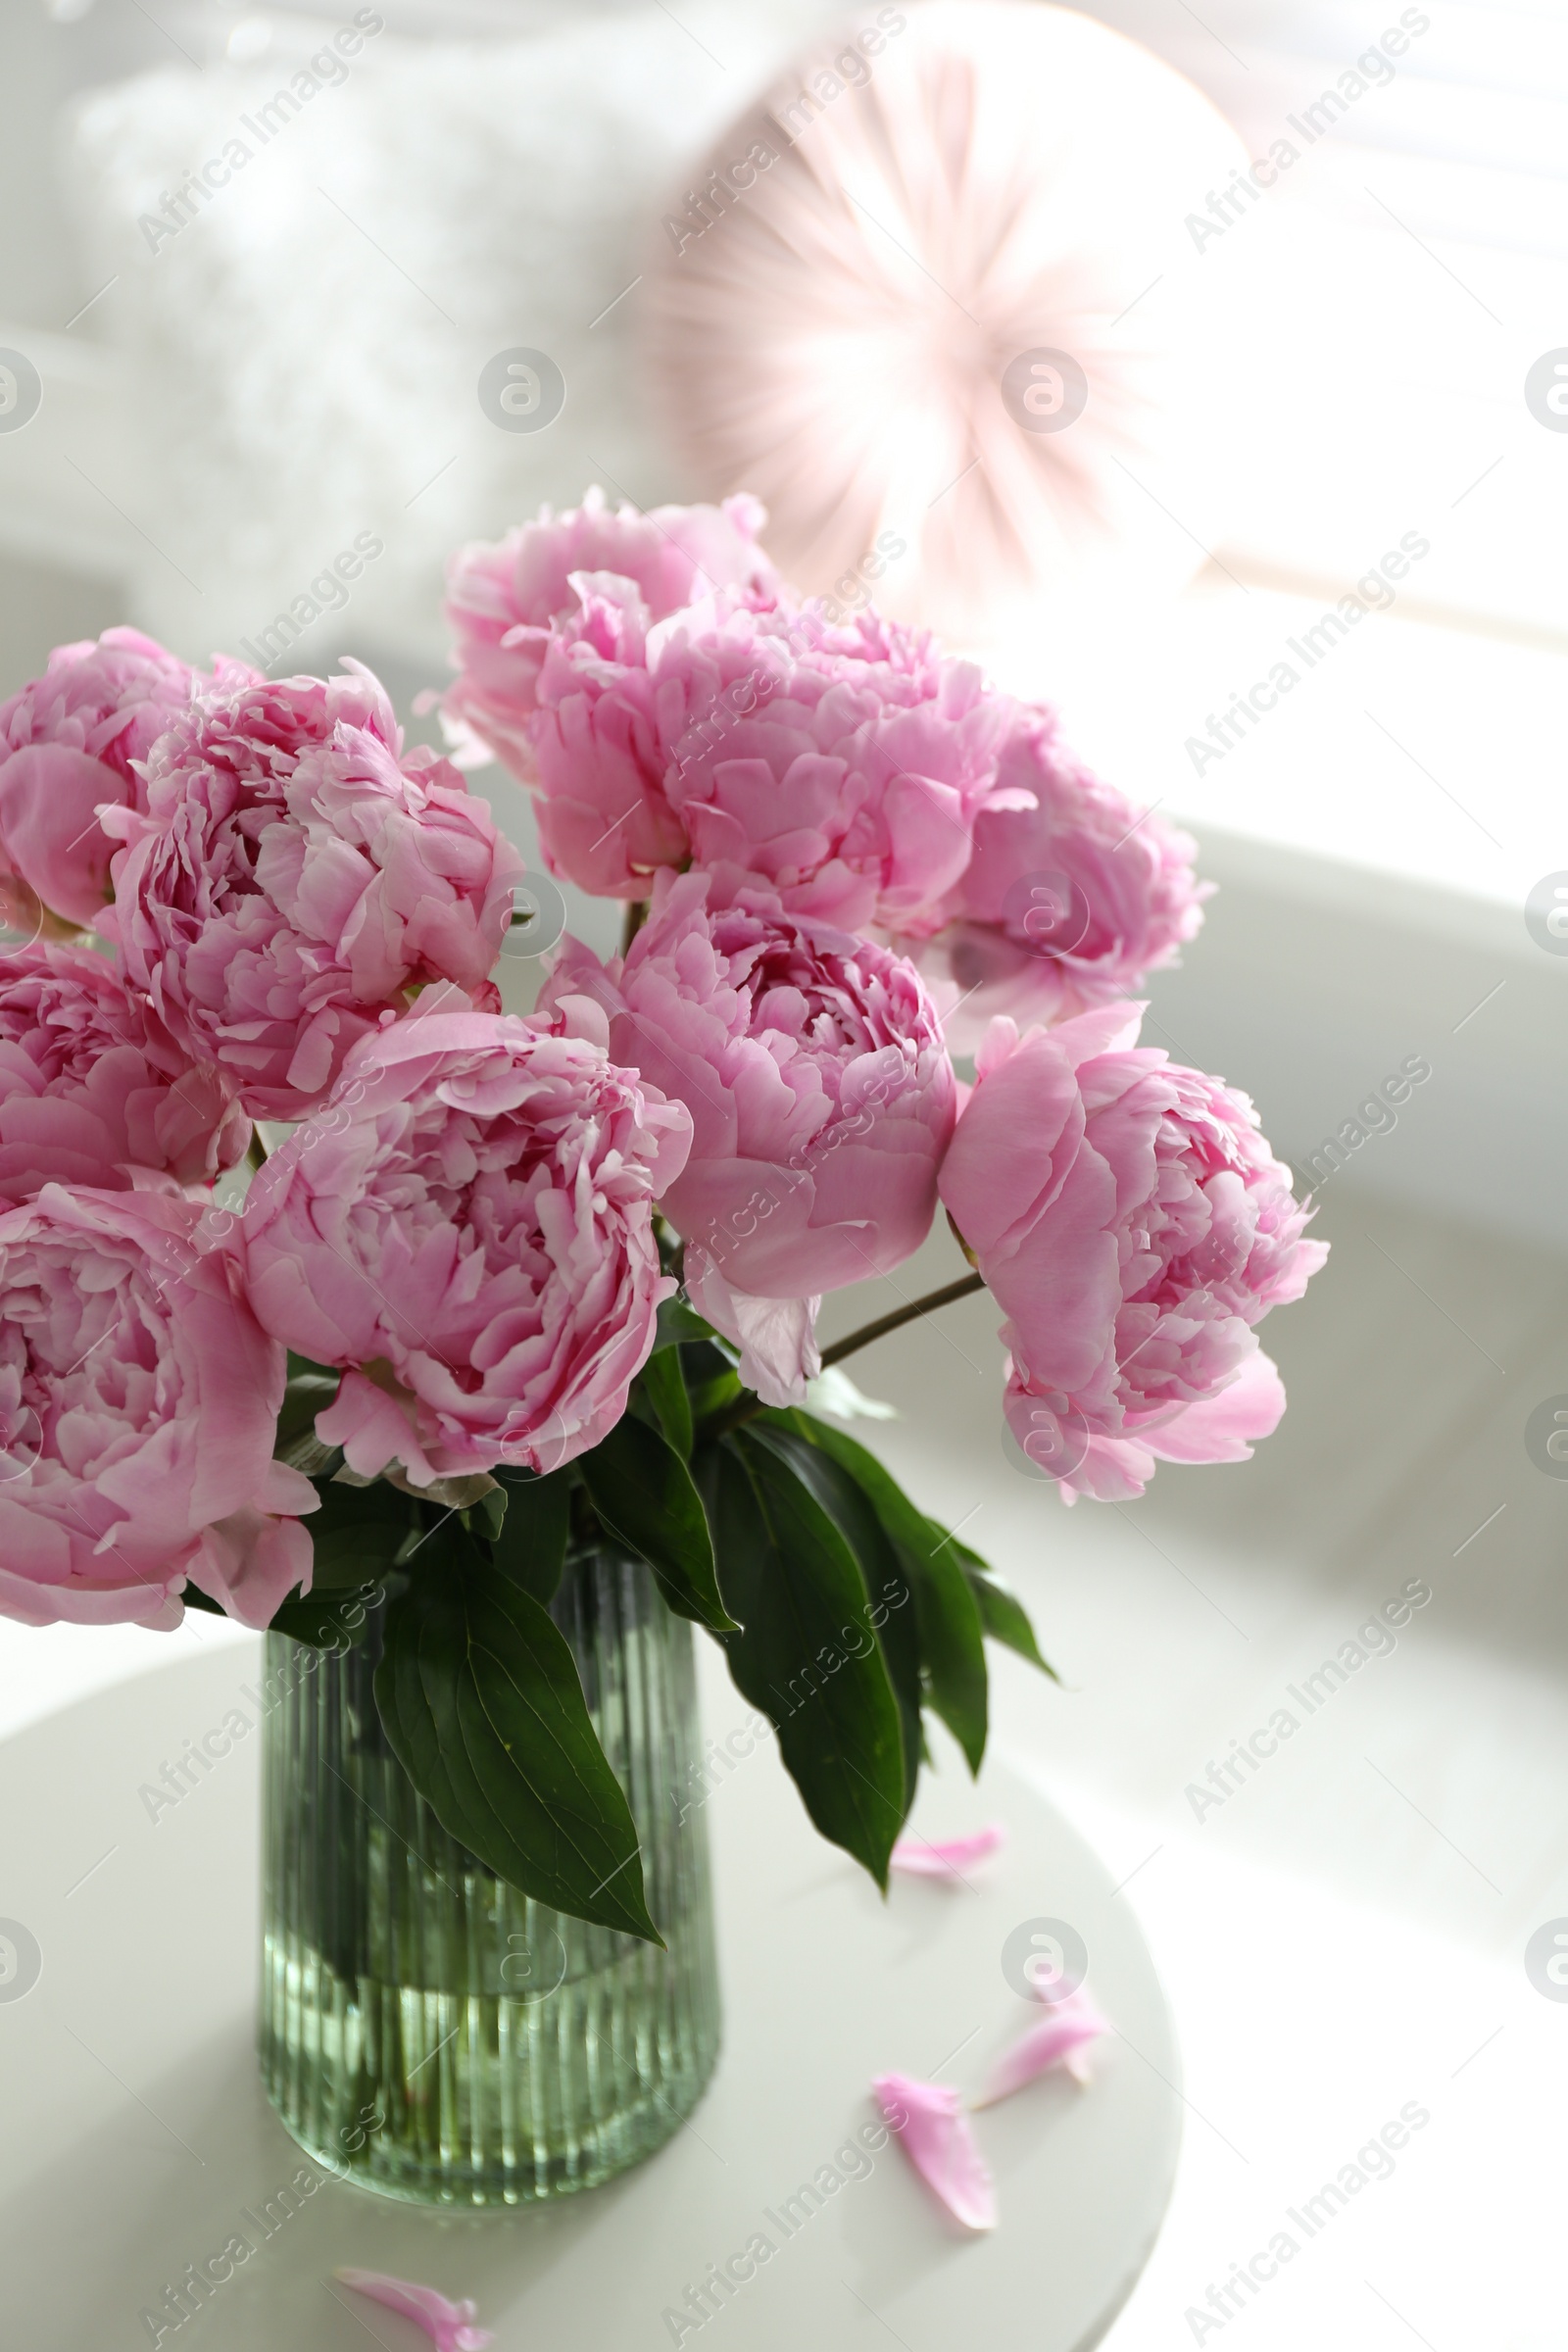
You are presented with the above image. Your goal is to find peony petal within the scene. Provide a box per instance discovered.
[0,743,131,925]
[889,1824,1006,1879]
[973,1991,1110,2106]
[335,2270,493,2352]
[1049,1000,1149,1067]
[872,2074,996,2231]
[317,1368,442,1488]
[0,629,225,928]
[188,1508,315,1631]
[684,1248,821,1407]
[1138,1347,1286,1465]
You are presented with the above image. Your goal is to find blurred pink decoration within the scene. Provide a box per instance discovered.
[335,2269,493,2351]
[890,1824,1006,1879]
[975,1987,1110,2104]
[872,2073,997,2230]
[643,0,1246,644]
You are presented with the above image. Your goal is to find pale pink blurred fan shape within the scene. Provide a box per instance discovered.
[643,0,1246,643]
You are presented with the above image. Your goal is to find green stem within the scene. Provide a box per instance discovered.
[817,1272,985,1369]
[703,1270,987,1441]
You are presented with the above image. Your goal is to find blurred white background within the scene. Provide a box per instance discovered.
[1,2,1565,2345]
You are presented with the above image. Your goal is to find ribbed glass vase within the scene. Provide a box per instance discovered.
[258,1547,721,2206]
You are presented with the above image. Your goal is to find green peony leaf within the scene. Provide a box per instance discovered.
[698,1430,905,1888]
[374,1532,662,1942]
[790,1415,989,1774]
[653,1297,714,1351]
[748,1422,921,1818]
[684,1339,743,1428]
[938,1530,1058,1681]
[638,1343,693,1461]
[490,1467,572,1605]
[579,1411,737,1632]
[304,1474,413,1590]
[274,1363,342,1469]
[268,1582,387,1649]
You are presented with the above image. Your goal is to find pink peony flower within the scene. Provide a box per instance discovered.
[902,706,1209,1053]
[0,942,247,1201]
[528,591,1018,923]
[0,628,248,930]
[939,1006,1326,1501]
[0,1184,315,1632]
[105,662,522,1119]
[440,486,780,775]
[541,874,956,1404]
[239,1001,692,1485]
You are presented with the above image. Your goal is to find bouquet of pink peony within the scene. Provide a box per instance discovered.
[0,504,1324,1941]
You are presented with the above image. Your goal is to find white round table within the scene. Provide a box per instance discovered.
[0,1643,1179,2349]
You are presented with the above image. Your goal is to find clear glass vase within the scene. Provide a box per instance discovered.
[258,1547,721,2206]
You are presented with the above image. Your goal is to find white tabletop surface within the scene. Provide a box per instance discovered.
[0,1635,1180,2352]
